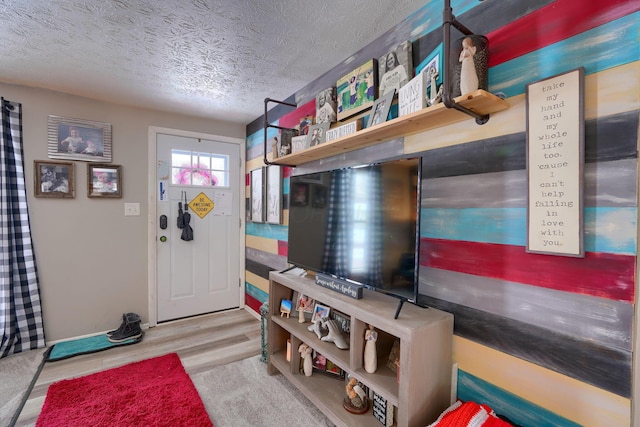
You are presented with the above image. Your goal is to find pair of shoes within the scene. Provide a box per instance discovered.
[107,312,142,343]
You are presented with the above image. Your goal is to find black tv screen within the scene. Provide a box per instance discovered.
[287,157,421,302]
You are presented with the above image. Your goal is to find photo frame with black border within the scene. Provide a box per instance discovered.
[250,167,264,222]
[34,160,75,198]
[47,115,112,162]
[367,89,395,128]
[266,165,282,224]
[87,163,122,198]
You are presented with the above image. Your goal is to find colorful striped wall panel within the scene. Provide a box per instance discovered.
[244,0,638,424]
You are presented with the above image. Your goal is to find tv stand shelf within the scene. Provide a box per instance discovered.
[267,271,454,427]
[269,89,508,166]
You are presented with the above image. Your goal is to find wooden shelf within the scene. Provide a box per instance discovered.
[270,89,509,166]
[267,271,454,427]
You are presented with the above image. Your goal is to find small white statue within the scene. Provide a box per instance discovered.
[459,37,479,95]
[428,67,443,106]
[364,324,378,373]
[320,318,349,350]
[299,343,313,377]
[308,318,327,339]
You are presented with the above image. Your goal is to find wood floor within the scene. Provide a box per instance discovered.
[13,309,262,426]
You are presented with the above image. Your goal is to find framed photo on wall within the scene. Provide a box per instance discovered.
[266,165,282,224]
[47,115,112,162]
[250,167,264,222]
[88,164,122,198]
[34,160,74,198]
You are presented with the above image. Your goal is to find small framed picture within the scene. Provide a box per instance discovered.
[311,303,331,323]
[88,164,122,198]
[296,293,315,314]
[266,165,282,224]
[34,160,74,198]
[306,122,330,147]
[367,89,395,128]
[47,115,112,162]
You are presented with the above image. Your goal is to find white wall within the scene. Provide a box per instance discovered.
[0,82,245,342]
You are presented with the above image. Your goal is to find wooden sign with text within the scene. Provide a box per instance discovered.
[526,68,584,257]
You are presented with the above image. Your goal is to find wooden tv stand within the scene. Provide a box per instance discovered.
[267,271,454,427]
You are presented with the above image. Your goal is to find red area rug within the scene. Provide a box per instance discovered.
[36,353,213,427]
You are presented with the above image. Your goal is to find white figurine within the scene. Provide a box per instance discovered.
[364,324,378,373]
[428,67,443,106]
[320,318,349,349]
[299,343,313,377]
[459,37,479,95]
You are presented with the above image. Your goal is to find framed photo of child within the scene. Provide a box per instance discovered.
[311,303,331,323]
[88,164,122,198]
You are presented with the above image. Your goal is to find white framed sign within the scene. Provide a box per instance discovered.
[526,68,584,257]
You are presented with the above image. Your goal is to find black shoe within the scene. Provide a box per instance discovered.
[106,313,127,337]
[108,322,142,343]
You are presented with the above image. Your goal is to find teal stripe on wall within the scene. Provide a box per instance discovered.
[246,222,289,241]
[421,207,637,254]
[245,282,268,304]
[457,370,581,427]
[490,12,640,97]
[246,124,279,152]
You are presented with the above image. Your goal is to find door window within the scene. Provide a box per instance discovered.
[171,149,229,187]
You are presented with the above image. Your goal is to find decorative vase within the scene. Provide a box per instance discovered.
[452,34,489,97]
[364,324,378,373]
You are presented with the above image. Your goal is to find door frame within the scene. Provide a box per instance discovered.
[147,126,246,327]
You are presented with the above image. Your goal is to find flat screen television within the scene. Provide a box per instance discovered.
[287,157,421,304]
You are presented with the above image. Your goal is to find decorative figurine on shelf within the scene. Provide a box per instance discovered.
[364,324,378,373]
[459,36,479,96]
[343,376,369,414]
[299,343,313,377]
[320,318,349,349]
[271,137,278,159]
[308,317,327,339]
[428,67,443,106]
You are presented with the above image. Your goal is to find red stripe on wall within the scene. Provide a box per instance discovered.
[278,240,288,257]
[245,172,250,187]
[420,238,635,302]
[245,293,262,314]
[487,0,640,67]
[277,100,316,129]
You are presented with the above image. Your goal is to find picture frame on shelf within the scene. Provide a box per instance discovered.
[306,122,330,147]
[34,160,74,198]
[311,303,330,323]
[378,40,413,98]
[250,167,264,222]
[87,163,122,198]
[265,165,282,224]
[291,135,309,154]
[416,43,444,106]
[336,59,377,121]
[315,87,337,124]
[47,115,112,162]
[367,89,395,128]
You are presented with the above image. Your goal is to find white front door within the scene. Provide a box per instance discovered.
[154,131,243,322]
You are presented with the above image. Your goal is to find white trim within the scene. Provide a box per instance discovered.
[147,126,246,328]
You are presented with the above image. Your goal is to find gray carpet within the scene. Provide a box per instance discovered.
[0,348,47,427]
[191,356,334,427]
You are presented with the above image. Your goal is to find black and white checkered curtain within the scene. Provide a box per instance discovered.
[0,98,45,358]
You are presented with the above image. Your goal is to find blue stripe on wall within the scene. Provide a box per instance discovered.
[246,222,289,241]
[421,207,637,254]
[490,12,640,97]
[245,282,268,304]
[457,370,581,427]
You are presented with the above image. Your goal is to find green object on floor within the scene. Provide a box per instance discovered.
[47,331,144,362]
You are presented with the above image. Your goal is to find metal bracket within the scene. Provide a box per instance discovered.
[442,0,490,125]
[263,98,299,166]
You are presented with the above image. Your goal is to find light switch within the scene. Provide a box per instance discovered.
[124,203,140,216]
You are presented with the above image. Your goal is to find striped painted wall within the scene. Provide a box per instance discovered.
[245,1,640,426]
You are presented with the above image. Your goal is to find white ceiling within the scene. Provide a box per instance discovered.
[0,0,429,125]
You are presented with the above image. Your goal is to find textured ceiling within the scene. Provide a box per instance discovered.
[0,0,429,124]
